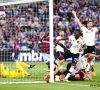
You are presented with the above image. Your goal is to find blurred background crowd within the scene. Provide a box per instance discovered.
[0,0,100,51]
[0,1,49,51]
[53,0,100,49]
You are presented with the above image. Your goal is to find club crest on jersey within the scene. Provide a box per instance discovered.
[77,41,80,44]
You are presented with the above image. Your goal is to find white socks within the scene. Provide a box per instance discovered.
[65,66,74,80]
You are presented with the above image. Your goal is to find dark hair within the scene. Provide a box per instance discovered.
[87,20,93,24]
[59,30,64,32]
[74,29,81,35]
[82,20,93,27]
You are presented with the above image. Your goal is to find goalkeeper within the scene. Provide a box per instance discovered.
[0,60,35,78]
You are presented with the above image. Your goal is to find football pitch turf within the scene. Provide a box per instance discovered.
[0,62,100,90]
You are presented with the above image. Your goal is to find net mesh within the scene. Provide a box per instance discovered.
[0,0,49,83]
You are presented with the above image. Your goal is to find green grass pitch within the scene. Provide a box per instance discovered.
[0,62,100,90]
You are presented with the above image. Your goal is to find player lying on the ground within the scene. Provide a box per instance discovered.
[0,60,35,78]
[54,53,100,81]
[55,65,87,81]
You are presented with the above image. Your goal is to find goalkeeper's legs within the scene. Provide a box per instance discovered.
[16,61,32,77]
[13,49,35,68]
[17,60,35,69]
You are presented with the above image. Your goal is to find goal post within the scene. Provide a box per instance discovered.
[49,0,54,83]
[0,0,54,83]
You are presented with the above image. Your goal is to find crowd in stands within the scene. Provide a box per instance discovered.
[0,0,100,51]
[53,0,100,49]
[0,1,49,51]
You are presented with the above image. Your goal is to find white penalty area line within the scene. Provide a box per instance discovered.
[54,82,89,87]
[0,81,90,87]
[0,79,92,87]
[0,81,46,84]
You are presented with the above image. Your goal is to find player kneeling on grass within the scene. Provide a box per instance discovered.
[54,53,100,81]
[0,60,35,78]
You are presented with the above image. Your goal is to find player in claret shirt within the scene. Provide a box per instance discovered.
[38,30,57,71]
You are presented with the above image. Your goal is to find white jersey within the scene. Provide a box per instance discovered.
[76,56,90,72]
[56,36,65,52]
[81,26,98,46]
[69,35,86,54]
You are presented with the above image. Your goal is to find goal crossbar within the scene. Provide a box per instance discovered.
[0,0,48,6]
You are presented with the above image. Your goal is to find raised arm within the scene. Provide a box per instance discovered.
[72,11,82,29]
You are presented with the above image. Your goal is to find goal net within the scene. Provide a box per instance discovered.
[0,0,54,84]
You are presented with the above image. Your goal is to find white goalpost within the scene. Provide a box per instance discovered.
[0,0,54,84]
[49,0,54,83]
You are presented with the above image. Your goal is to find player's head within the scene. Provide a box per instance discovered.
[87,20,93,29]
[59,30,65,37]
[15,39,19,43]
[73,29,81,39]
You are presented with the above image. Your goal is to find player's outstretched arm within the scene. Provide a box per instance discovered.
[97,55,100,59]
[58,37,69,41]
[55,40,68,52]
[72,10,82,29]
[86,53,100,59]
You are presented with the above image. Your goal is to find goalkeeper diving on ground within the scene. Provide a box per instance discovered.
[0,60,35,78]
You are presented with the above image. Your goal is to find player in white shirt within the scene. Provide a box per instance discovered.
[72,10,99,76]
[75,53,100,81]
[56,30,66,69]
[56,30,65,56]
[54,53,100,81]
[76,53,99,70]
[56,29,87,81]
